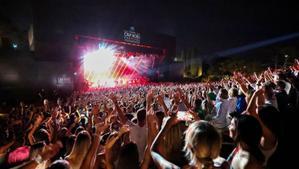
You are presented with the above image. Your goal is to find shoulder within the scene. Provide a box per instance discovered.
[216,101,223,107]
[213,157,230,169]
[237,151,263,169]
[231,150,250,169]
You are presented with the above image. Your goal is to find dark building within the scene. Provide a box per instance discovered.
[1,2,177,102]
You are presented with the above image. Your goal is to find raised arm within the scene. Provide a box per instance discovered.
[246,87,264,117]
[156,94,169,116]
[110,94,127,125]
[177,88,191,110]
[141,108,159,169]
[233,72,249,97]
[146,89,154,113]
[245,87,277,150]
[80,122,109,169]
[150,116,180,169]
[105,126,130,169]
[264,69,274,82]
[28,115,43,145]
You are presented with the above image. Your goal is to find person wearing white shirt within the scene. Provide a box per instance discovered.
[128,109,148,162]
[227,88,238,114]
[210,88,230,131]
[226,88,238,125]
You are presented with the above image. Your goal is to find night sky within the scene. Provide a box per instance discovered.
[1,0,299,53]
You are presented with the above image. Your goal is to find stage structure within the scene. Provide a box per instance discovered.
[74,28,175,89]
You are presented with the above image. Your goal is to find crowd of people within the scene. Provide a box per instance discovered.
[0,59,298,169]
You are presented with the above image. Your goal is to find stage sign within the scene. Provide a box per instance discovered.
[124,30,140,44]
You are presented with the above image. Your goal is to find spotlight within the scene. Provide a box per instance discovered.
[12,43,18,49]
[83,43,117,87]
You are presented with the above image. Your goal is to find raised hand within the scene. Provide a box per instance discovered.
[233,72,243,84]
[161,115,180,130]
[146,89,154,111]
[146,89,154,102]
[110,94,118,104]
[256,73,264,85]
[119,125,130,134]
[255,86,264,96]
[95,122,109,135]
[254,72,258,81]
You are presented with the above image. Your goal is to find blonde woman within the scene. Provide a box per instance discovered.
[151,116,228,169]
[184,121,229,169]
[65,130,91,169]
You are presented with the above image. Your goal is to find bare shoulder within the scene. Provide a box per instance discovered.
[213,157,230,169]
[233,151,263,169]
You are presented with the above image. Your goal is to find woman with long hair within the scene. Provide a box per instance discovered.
[246,88,279,167]
[184,120,228,169]
[228,115,264,169]
[65,130,91,169]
